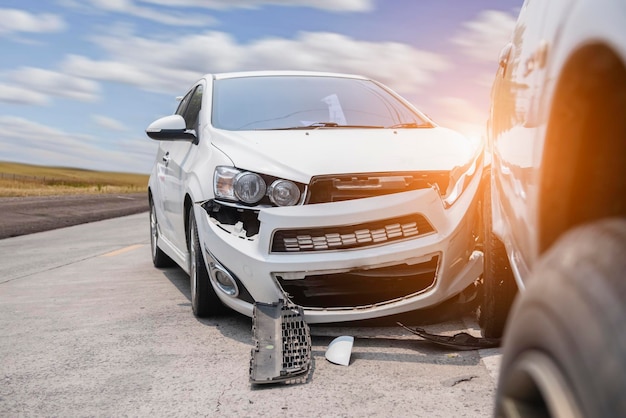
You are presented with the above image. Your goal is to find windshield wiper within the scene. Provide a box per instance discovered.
[387,122,433,129]
[271,122,384,130]
[306,121,340,128]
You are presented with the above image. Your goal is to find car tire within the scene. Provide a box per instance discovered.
[149,197,175,268]
[188,208,223,317]
[479,170,517,338]
[495,219,626,418]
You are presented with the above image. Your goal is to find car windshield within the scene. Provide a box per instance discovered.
[211,75,431,131]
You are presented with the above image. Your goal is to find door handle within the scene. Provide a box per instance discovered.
[162,152,170,164]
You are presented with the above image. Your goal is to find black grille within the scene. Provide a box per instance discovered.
[250,300,311,384]
[271,214,434,252]
[276,255,439,308]
[281,308,310,373]
[307,172,449,204]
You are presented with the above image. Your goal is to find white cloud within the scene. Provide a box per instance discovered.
[62,54,200,94]
[0,83,49,105]
[453,10,517,62]
[0,116,156,173]
[63,0,372,27]
[141,0,374,12]
[7,67,101,103]
[0,9,66,35]
[87,0,216,26]
[62,30,449,97]
[247,32,448,94]
[92,115,128,131]
[0,115,97,156]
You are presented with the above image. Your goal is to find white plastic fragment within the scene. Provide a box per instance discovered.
[325,336,354,366]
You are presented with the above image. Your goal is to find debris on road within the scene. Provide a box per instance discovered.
[325,335,354,366]
[249,300,312,384]
[397,322,500,350]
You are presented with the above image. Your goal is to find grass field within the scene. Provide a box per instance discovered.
[0,162,149,197]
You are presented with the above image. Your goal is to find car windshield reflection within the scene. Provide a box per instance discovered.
[211,75,430,131]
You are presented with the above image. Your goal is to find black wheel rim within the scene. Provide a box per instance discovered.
[499,350,583,418]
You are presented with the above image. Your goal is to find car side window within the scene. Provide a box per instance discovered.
[174,85,203,130]
[175,90,193,117]
[184,85,203,129]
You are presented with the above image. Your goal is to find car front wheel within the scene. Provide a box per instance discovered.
[188,208,223,317]
[479,170,517,338]
[495,219,626,418]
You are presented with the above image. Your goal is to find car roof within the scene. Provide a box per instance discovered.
[208,70,370,81]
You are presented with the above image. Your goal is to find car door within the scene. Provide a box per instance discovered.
[489,0,570,284]
[160,84,204,252]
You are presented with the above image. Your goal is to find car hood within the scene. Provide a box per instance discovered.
[210,127,476,184]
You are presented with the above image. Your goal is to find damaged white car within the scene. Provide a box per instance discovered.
[146,71,483,324]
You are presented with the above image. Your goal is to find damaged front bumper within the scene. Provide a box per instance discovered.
[250,299,311,384]
[194,176,483,324]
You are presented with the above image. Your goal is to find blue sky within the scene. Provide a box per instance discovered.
[0,0,522,174]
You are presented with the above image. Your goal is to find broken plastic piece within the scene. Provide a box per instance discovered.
[397,322,500,350]
[325,336,354,366]
[250,300,312,384]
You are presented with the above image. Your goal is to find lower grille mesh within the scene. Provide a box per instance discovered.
[250,300,311,384]
[271,214,434,253]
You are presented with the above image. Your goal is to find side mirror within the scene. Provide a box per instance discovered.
[146,114,196,141]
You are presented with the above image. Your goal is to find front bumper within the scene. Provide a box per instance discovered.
[195,174,482,324]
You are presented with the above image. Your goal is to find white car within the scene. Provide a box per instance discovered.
[146,71,483,324]
[485,1,626,416]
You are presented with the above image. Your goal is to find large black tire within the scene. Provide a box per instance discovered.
[188,208,223,317]
[495,219,626,418]
[149,197,175,268]
[479,170,518,338]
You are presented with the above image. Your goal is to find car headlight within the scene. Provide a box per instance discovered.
[214,166,240,201]
[268,179,301,206]
[233,171,266,204]
[214,167,266,204]
[442,152,482,208]
[214,166,303,207]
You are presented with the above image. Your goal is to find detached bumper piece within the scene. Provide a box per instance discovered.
[397,322,500,350]
[249,300,312,384]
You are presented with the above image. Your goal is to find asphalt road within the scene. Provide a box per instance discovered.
[0,213,501,417]
[0,193,148,239]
